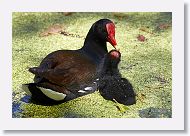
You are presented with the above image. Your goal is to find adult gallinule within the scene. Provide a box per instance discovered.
[22,19,117,105]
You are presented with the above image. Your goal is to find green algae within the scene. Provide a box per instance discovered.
[12,12,172,118]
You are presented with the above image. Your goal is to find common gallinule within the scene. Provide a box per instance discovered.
[22,19,117,105]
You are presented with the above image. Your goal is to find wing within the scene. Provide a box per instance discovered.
[32,58,57,83]
[29,51,97,90]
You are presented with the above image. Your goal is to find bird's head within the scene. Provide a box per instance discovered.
[106,49,121,67]
[109,49,121,59]
[93,19,117,49]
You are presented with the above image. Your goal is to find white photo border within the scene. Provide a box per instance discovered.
[0,0,184,130]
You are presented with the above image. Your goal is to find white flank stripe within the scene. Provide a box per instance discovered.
[37,87,66,101]
[78,90,86,93]
[21,84,32,95]
[84,87,93,91]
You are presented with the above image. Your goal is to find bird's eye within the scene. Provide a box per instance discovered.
[98,26,106,34]
[102,29,107,35]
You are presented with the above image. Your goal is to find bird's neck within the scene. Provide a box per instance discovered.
[80,29,108,64]
[98,57,121,78]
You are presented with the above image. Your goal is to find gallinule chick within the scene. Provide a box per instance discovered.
[22,19,117,105]
[98,50,136,106]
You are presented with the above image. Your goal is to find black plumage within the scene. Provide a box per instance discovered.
[22,19,117,105]
[98,50,136,106]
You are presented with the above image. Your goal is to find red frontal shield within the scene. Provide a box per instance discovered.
[106,23,117,48]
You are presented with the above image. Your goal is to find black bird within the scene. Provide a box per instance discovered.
[98,50,136,106]
[22,19,117,105]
